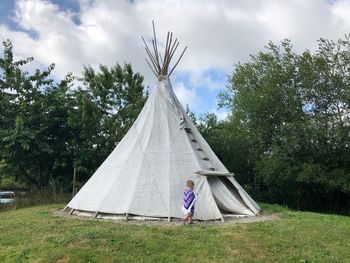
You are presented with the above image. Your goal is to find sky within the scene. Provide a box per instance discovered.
[1,0,350,119]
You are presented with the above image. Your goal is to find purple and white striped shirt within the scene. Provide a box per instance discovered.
[183,188,195,210]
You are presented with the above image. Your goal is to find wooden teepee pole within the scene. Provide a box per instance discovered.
[142,21,187,78]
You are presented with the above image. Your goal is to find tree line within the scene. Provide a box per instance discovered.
[199,37,350,214]
[1,37,349,214]
[0,39,147,191]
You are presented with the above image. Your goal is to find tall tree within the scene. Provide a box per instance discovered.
[0,39,73,190]
[219,37,350,213]
[0,40,148,191]
[68,63,148,180]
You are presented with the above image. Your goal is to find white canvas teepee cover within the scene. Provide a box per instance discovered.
[67,77,260,220]
[67,24,260,220]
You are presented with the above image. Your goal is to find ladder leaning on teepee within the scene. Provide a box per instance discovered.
[184,127,216,172]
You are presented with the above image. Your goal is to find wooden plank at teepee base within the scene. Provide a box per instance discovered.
[69,208,75,215]
[196,171,234,177]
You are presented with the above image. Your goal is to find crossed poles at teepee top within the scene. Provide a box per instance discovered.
[142,21,187,78]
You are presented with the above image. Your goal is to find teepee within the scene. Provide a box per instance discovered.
[66,23,260,221]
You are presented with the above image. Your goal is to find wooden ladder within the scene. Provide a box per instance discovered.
[184,127,216,171]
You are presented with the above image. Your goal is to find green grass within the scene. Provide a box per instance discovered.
[0,204,349,262]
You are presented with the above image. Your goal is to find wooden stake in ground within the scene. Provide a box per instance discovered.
[72,168,76,198]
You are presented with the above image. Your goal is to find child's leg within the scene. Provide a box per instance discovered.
[188,214,193,223]
[183,213,191,222]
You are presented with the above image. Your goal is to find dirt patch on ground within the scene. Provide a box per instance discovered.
[53,209,278,226]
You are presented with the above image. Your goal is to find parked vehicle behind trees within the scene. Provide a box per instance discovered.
[0,191,15,204]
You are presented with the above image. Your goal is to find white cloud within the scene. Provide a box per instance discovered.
[331,0,350,29]
[213,109,229,121]
[173,82,198,109]
[1,0,350,114]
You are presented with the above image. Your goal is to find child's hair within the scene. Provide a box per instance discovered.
[187,180,195,188]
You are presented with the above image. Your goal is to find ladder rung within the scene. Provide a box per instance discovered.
[209,167,216,171]
[202,157,209,161]
[184,128,192,133]
[191,139,197,142]
[197,148,203,151]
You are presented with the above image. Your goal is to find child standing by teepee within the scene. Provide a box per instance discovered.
[181,180,196,225]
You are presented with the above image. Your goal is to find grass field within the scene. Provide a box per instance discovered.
[0,204,349,263]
